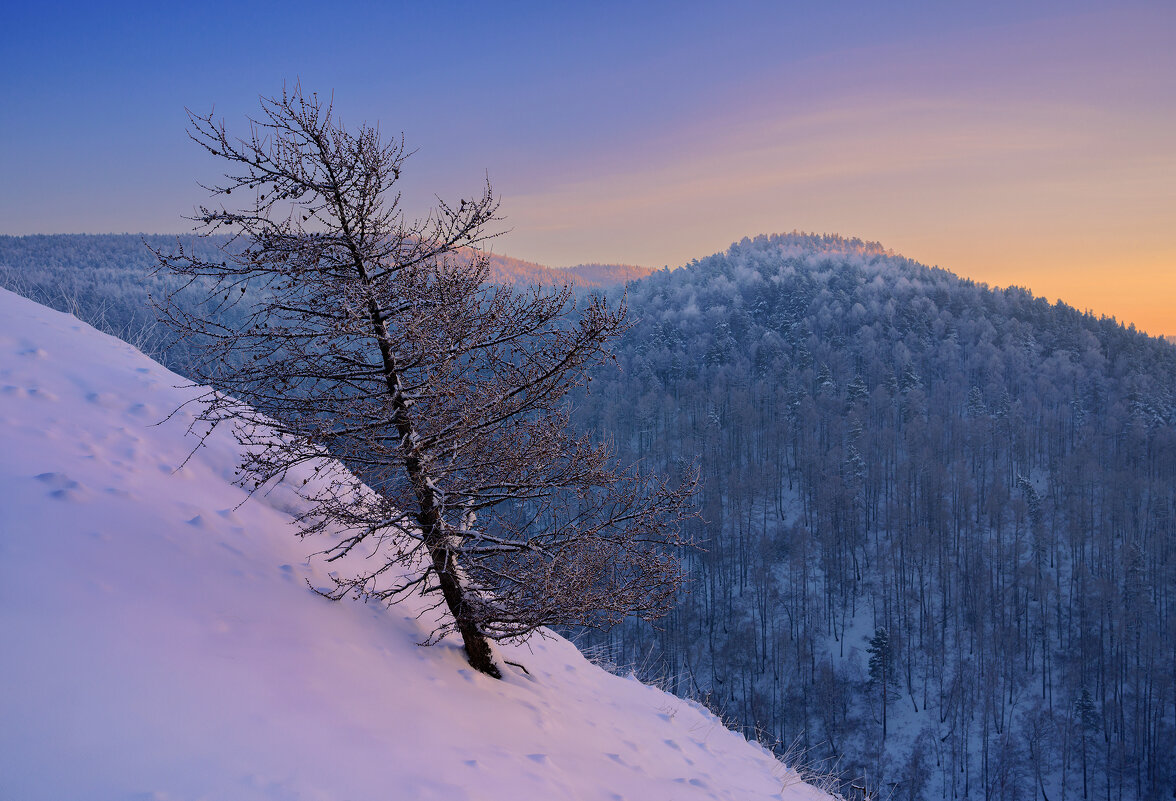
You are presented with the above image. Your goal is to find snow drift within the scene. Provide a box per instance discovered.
[0,288,823,801]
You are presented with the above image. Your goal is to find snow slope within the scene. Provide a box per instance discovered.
[0,288,824,801]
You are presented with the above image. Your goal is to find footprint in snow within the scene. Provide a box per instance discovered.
[85,392,119,408]
[35,472,85,500]
[278,564,303,583]
[605,753,642,772]
[24,387,58,402]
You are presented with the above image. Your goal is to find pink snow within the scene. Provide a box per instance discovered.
[0,288,827,801]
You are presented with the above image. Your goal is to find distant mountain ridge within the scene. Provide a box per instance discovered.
[0,234,650,292]
[0,233,651,373]
[466,247,653,288]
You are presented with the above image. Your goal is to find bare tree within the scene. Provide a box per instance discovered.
[153,85,696,678]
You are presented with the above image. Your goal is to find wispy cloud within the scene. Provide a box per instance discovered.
[495,7,1176,332]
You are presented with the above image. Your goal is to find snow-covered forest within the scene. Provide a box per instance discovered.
[572,233,1176,801]
[2,232,1172,800]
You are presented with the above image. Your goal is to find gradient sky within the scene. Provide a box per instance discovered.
[3,1,1174,334]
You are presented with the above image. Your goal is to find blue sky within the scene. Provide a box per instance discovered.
[3,1,1174,333]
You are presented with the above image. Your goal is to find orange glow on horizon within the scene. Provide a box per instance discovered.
[893,241,1176,339]
[497,81,1176,337]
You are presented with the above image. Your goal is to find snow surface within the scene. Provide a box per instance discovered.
[0,288,826,801]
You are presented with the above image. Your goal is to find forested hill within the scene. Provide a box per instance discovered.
[573,232,1176,801]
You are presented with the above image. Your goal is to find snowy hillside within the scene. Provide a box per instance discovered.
[0,288,822,801]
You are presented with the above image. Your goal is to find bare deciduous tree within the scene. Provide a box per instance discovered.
[153,86,696,678]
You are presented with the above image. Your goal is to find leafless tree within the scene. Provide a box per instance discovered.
[153,85,696,678]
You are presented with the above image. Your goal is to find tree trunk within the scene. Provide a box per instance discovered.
[427,521,502,678]
[378,319,501,679]
[348,233,500,678]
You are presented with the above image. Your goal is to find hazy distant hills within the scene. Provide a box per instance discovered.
[0,234,650,371]
[472,248,652,287]
[0,233,649,290]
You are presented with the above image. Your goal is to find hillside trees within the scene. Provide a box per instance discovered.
[569,233,1176,799]
[866,626,896,740]
[153,86,695,678]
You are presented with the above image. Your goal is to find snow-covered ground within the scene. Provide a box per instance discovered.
[0,288,826,801]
